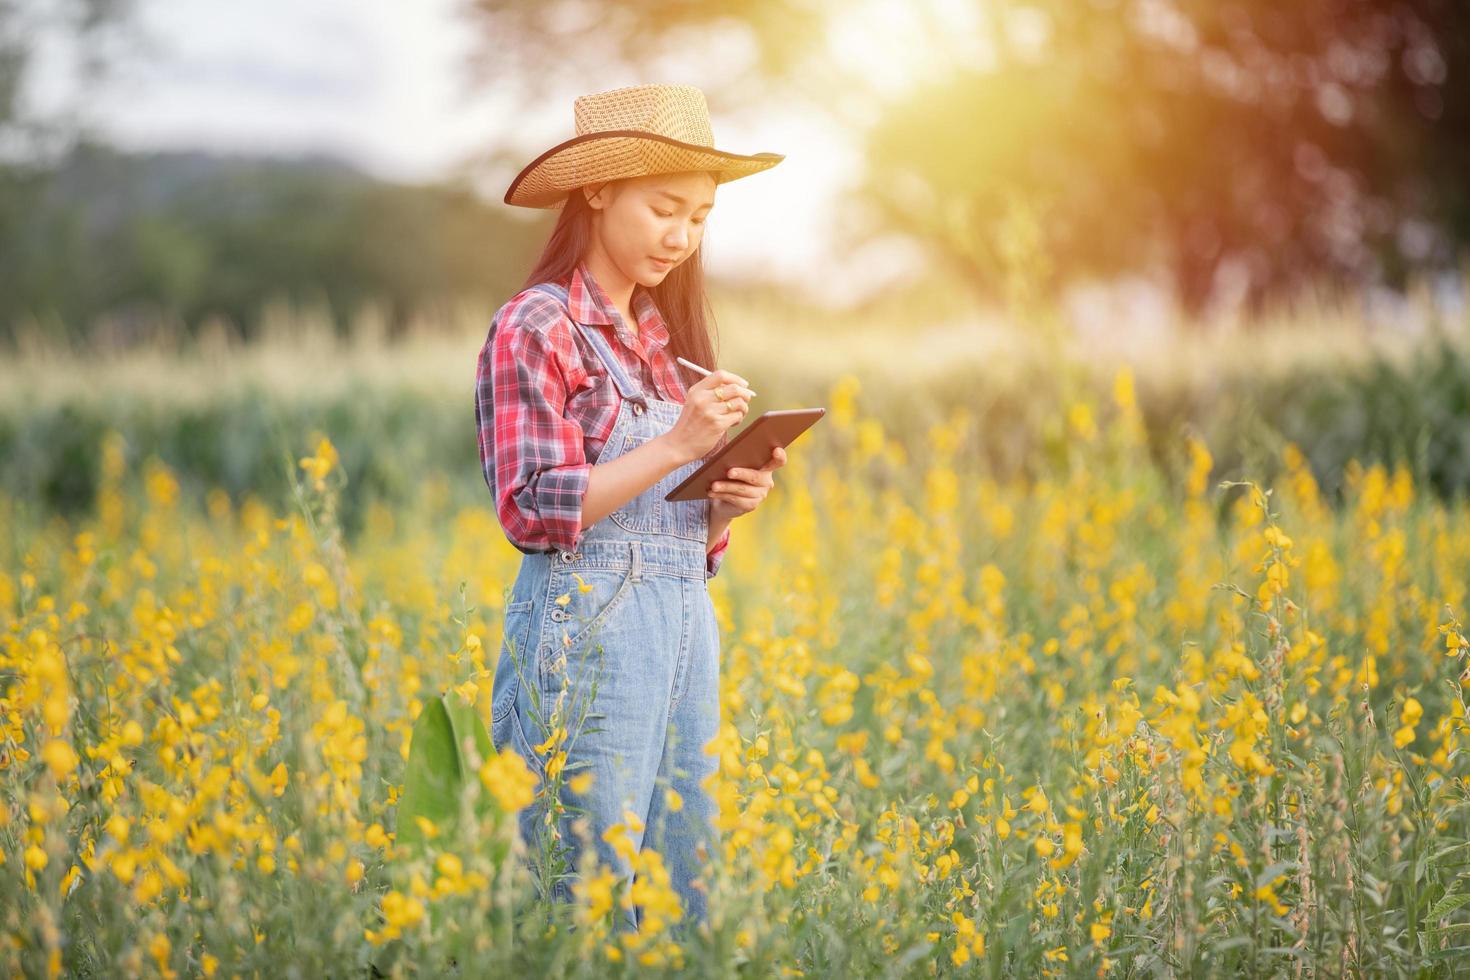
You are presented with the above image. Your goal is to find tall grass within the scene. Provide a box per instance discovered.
[4,354,1470,974]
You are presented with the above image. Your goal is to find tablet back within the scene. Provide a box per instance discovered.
[665,408,825,502]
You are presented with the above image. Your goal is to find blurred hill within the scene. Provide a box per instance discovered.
[0,143,549,346]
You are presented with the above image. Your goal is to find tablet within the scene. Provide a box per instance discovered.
[666,408,826,502]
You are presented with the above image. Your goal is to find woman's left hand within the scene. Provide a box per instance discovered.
[708,446,787,519]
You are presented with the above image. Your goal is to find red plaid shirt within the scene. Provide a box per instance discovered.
[475,260,731,578]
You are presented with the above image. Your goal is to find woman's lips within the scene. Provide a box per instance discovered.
[650,256,673,270]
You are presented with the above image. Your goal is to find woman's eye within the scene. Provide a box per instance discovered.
[653,208,705,224]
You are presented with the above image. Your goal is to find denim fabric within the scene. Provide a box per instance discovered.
[488,281,721,935]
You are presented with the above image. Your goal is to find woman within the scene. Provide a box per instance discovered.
[473,84,787,932]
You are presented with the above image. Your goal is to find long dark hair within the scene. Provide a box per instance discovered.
[519,177,721,375]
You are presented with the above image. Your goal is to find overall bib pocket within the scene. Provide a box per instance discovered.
[608,433,665,534]
[609,433,709,542]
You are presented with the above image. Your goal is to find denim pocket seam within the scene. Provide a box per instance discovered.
[540,562,637,692]
[609,434,662,533]
[492,598,537,725]
[507,702,545,778]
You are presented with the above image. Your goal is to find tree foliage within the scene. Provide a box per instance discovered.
[467,0,1469,313]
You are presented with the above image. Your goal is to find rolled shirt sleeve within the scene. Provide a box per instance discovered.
[705,524,731,579]
[476,294,592,554]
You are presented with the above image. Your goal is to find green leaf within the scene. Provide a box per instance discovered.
[1425,889,1470,924]
[1429,945,1470,961]
[1430,839,1470,863]
[395,691,499,857]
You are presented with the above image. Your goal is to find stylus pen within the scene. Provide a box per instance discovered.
[675,356,757,397]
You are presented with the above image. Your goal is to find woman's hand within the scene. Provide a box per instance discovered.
[708,446,787,519]
[664,370,756,463]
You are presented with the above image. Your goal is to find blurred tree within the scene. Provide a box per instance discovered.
[462,0,829,114]
[0,0,134,155]
[1,0,136,338]
[852,0,1469,316]
[464,0,1467,316]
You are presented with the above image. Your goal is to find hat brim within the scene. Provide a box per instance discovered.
[504,129,784,209]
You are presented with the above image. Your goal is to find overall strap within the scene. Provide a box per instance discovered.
[529,282,648,406]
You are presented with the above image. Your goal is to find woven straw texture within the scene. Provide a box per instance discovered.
[504,84,784,209]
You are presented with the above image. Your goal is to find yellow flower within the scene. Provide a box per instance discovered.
[41,740,79,779]
[534,725,567,755]
[574,868,619,921]
[298,436,340,490]
[285,602,315,634]
[434,854,462,880]
[1026,788,1050,815]
[1067,402,1096,441]
[1401,697,1423,728]
[1049,822,1083,869]
[479,750,538,813]
[1254,880,1289,916]
[148,932,171,972]
[381,889,425,932]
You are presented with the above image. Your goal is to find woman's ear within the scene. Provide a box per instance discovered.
[583,182,611,210]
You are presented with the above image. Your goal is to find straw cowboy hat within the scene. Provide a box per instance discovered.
[503,83,785,209]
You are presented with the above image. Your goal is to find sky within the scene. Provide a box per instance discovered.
[24,0,930,308]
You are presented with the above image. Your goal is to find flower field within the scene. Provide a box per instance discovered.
[5,366,1470,977]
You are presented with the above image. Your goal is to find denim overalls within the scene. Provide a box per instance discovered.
[488,281,721,933]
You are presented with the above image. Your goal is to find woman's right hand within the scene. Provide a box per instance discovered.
[664,370,756,463]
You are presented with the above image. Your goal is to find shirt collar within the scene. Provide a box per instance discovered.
[569,260,670,355]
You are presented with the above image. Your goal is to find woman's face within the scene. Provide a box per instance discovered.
[583,171,718,286]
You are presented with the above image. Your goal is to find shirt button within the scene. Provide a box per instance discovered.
[633,404,644,415]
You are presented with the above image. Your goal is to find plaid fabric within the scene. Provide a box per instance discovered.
[476,260,732,578]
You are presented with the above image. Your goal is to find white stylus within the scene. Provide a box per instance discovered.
[674,356,757,397]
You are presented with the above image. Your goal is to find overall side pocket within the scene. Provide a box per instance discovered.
[491,598,536,732]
